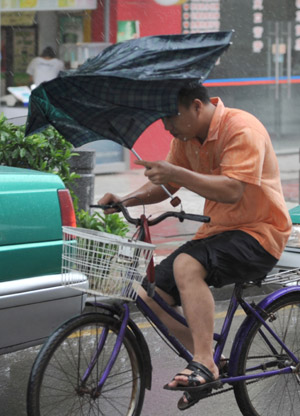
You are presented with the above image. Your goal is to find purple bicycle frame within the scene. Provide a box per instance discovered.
[81,303,130,393]
[137,285,298,385]
[83,214,299,392]
[86,282,298,394]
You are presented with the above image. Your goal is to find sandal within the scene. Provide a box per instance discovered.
[177,389,210,411]
[163,360,222,392]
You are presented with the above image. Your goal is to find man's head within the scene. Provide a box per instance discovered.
[162,81,214,143]
[41,47,56,59]
[177,80,210,108]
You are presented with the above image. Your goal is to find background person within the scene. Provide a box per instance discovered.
[98,81,292,410]
[26,46,65,88]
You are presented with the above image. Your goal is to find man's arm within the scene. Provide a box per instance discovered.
[98,180,178,214]
[135,160,245,204]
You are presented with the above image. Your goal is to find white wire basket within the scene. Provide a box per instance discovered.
[62,227,155,301]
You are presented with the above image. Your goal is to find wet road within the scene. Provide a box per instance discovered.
[0,299,248,416]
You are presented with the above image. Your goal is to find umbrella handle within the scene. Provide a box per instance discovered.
[131,149,181,207]
[160,185,181,207]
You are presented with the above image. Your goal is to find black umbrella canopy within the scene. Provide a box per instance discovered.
[25,31,233,149]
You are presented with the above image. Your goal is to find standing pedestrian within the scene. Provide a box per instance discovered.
[26,46,64,87]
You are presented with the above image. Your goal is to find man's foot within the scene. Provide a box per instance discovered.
[163,361,221,392]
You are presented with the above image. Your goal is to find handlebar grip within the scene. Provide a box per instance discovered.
[178,212,210,223]
[90,203,120,211]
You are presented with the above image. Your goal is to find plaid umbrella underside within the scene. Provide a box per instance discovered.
[26,31,233,149]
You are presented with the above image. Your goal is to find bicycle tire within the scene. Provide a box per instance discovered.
[234,292,300,416]
[27,312,146,416]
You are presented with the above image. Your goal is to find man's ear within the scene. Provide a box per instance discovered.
[193,98,203,115]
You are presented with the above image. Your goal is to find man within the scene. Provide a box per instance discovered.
[98,81,291,409]
[26,46,65,87]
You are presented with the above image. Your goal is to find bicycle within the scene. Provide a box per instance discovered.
[27,201,300,416]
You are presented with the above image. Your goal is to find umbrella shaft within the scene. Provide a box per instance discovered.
[131,149,175,199]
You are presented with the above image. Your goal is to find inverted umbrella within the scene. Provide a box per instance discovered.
[25,31,233,149]
[25,31,233,205]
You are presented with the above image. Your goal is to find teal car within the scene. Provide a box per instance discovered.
[0,166,86,354]
[274,204,300,272]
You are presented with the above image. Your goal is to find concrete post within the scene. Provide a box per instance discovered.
[69,149,96,212]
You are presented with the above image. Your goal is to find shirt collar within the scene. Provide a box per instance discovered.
[206,97,225,142]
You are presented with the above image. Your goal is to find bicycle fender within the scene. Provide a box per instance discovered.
[127,318,152,390]
[85,301,152,390]
[229,286,300,376]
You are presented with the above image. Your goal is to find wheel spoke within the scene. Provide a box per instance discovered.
[27,313,145,416]
[234,294,300,416]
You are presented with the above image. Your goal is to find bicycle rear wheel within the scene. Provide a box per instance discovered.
[27,312,146,416]
[234,292,300,416]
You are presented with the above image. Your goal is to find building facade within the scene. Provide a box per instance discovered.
[1,0,299,171]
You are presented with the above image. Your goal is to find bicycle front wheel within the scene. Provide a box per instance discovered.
[234,292,300,416]
[27,312,146,416]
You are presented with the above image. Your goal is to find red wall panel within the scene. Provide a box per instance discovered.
[131,119,173,167]
[117,0,182,37]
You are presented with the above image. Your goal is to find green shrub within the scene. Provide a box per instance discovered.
[0,113,79,189]
[76,209,129,236]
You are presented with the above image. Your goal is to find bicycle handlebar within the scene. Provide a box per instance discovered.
[90,203,210,226]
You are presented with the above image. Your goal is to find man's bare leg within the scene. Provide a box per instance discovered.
[168,253,219,388]
[138,286,194,352]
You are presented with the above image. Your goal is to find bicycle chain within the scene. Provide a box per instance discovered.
[199,378,261,400]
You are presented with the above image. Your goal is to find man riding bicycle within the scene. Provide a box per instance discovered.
[98,81,291,410]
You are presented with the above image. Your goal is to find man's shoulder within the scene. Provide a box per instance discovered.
[28,57,41,65]
[222,107,267,136]
[51,59,65,68]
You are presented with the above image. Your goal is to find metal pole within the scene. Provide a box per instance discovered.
[0,11,2,111]
[274,22,279,100]
[286,21,292,99]
[104,0,110,43]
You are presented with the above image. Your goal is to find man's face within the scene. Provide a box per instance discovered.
[162,102,200,142]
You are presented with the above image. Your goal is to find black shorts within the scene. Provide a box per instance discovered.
[143,230,278,306]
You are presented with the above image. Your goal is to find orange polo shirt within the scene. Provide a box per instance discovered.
[166,97,292,259]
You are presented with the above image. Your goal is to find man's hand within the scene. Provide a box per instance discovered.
[97,193,121,214]
[135,160,176,185]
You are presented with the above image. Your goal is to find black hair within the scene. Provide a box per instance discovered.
[41,47,56,58]
[178,80,210,107]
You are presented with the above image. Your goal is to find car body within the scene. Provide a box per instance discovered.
[273,204,300,272]
[0,166,86,354]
